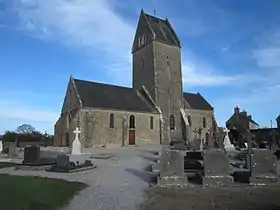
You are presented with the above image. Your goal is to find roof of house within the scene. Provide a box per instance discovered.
[226,112,259,128]
[183,92,214,111]
[73,79,155,113]
[143,12,180,47]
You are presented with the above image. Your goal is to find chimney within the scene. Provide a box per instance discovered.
[248,115,252,121]
[234,106,240,115]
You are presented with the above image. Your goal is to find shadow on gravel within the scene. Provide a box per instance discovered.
[125,168,157,184]
[138,155,158,163]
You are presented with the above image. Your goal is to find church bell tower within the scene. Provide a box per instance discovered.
[132,10,183,143]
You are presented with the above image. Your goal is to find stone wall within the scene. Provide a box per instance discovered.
[55,108,160,147]
[184,108,214,142]
[153,42,183,142]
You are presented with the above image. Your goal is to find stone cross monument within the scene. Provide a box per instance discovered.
[71,127,82,155]
[223,127,235,151]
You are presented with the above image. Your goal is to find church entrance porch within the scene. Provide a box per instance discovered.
[129,130,136,145]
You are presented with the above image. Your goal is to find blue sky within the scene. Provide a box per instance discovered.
[0,0,280,134]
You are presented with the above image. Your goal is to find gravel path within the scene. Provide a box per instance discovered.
[0,146,160,210]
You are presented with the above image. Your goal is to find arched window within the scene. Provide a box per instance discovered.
[150,116,154,129]
[170,114,175,130]
[140,58,144,70]
[109,113,114,128]
[129,115,135,129]
[187,115,192,127]
[166,55,170,66]
[203,117,206,128]
[138,35,146,46]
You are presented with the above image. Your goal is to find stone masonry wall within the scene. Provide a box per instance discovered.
[185,109,214,142]
[75,108,160,147]
[153,42,183,142]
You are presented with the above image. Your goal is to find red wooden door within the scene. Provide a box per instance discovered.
[129,130,135,145]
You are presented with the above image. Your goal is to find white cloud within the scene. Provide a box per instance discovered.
[181,51,262,87]
[253,48,280,68]
[11,0,134,79]
[253,29,280,68]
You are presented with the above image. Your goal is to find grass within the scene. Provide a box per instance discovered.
[0,162,18,169]
[0,174,87,210]
[141,185,280,210]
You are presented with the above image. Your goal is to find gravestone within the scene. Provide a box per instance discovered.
[158,149,188,187]
[57,154,70,167]
[23,146,40,164]
[203,149,233,186]
[248,149,278,185]
[23,145,57,166]
[274,150,280,176]
[8,143,17,158]
[71,127,82,155]
[0,140,3,153]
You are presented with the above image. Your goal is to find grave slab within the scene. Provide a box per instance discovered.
[158,149,188,187]
[203,149,233,186]
[249,149,279,185]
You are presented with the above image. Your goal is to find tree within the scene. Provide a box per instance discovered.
[15,124,35,134]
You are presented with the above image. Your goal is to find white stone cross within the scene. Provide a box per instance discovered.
[73,127,81,140]
[224,127,230,135]
[72,127,82,155]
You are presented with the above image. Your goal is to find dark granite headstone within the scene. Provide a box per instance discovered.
[56,154,69,167]
[24,146,40,164]
[248,149,278,185]
[249,149,276,175]
[203,149,233,186]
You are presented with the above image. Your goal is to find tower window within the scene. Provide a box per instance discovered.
[150,116,154,129]
[166,56,170,66]
[170,114,175,130]
[140,58,144,70]
[109,113,114,128]
[138,35,146,46]
[203,117,206,128]
[188,115,192,127]
[129,115,135,129]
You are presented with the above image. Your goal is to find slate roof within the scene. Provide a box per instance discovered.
[144,12,180,47]
[73,79,155,113]
[183,92,213,110]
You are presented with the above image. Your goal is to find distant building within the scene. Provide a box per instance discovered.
[277,115,280,129]
[226,106,259,130]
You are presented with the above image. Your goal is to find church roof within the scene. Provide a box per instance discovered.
[73,79,155,113]
[183,92,214,110]
[143,12,181,47]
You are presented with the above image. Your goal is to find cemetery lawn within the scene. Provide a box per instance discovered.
[0,162,18,169]
[142,185,280,210]
[0,174,87,210]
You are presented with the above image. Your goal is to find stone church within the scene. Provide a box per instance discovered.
[54,10,217,147]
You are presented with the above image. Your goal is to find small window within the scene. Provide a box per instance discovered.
[187,115,192,127]
[140,58,144,70]
[138,35,146,46]
[150,117,154,129]
[170,114,175,130]
[166,56,170,66]
[129,115,135,129]
[203,117,206,128]
[109,113,114,128]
